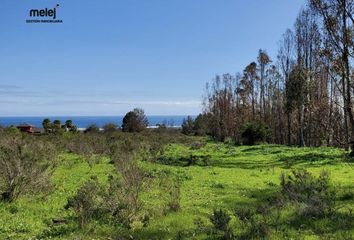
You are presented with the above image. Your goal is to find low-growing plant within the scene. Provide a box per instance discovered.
[209,209,234,239]
[65,176,103,229]
[103,140,147,228]
[102,123,118,133]
[339,189,354,201]
[167,182,181,212]
[280,169,336,218]
[194,217,209,235]
[234,207,254,222]
[0,133,57,202]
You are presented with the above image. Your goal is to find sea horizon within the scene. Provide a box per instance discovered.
[0,115,196,128]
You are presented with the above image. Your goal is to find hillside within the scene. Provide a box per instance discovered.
[0,138,353,239]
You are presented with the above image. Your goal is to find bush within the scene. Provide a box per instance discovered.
[234,206,270,239]
[209,209,231,232]
[234,207,254,222]
[241,122,270,145]
[65,177,103,229]
[280,169,336,218]
[209,209,234,239]
[167,182,181,212]
[104,141,146,227]
[0,133,56,202]
[65,134,109,166]
[84,124,100,133]
[103,123,118,133]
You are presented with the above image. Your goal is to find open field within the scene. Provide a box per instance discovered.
[0,137,353,239]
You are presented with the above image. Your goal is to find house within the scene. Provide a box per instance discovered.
[17,123,45,134]
[17,123,34,133]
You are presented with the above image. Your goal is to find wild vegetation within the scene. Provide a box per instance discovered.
[0,125,353,239]
[0,0,354,239]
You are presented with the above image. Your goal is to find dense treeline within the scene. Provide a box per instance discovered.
[194,0,354,151]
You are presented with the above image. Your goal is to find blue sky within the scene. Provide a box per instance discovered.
[0,0,306,116]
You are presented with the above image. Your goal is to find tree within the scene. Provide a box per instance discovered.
[285,65,308,146]
[204,74,238,141]
[278,29,295,145]
[257,49,271,121]
[53,120,61,129]
[194,113,212,136]
[50,119,64,134]
[243,62,258,120]
[310,0,354,151]
[42,118,51,133]
[200,1,353,149]
[122,108,148,132]
[181,116,195,135]
[65,120,73,128]
[64,119,78,132]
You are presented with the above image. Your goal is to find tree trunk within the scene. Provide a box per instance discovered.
[287,112,291,145]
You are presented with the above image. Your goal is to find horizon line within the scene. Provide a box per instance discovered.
[0,114,199,117]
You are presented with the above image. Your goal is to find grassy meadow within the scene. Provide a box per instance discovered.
[0,137,353,239]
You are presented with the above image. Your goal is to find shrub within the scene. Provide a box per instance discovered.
[209,209,231,232]
[0,134,56,202]
[241,121,270,145]
[84,124,100,133]
[103,123,118,133]
[209,209,234,239]
[280,169,336,217]
[167,182,181,212]
[234,206,270,239]
[234,207,254,222]
[194,217,209,234]
[65,134,109,168]
[65,177,102,229]
[248,220,270,239]
[103,141,146,227]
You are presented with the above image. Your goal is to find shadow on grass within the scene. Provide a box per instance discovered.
[132,228,172,240]
[213,152,343,169]
[157,155,211,167]
[285,210,354,236]
[222,187,279,210]
[278,152,342,168]
[241,145,286,153]
[207,159,283,169]
[158,147,344,170]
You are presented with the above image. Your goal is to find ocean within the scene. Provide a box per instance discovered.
[0,116,193,128]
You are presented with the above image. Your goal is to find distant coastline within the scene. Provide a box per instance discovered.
[0,115,195,128]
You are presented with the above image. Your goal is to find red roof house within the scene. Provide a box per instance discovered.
[17,123,34,134]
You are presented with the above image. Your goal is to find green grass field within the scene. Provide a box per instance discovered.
[0,139,353,239]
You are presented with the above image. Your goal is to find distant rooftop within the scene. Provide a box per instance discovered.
[17,123,34,127]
